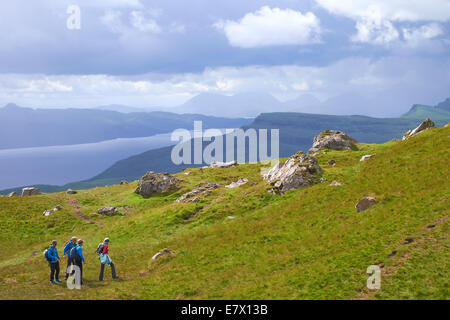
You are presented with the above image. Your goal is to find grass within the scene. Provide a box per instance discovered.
[0,126,448,300]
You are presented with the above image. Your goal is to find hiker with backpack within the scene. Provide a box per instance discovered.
[46,240,61,284]
[62,236,77,280]
[69,239,86,285]
[97,238,117,281]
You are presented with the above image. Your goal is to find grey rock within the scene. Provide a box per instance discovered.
[329,181,342,186]
[309,130,358,153]
[22,187,41,196]
[263,151,322,195]
[135,171,180,198]
[97,206,118,216]
[402,118,435,140]
[360,154,376,162]
[356,197,376,212]
[7,192,19,197]
[66,189,77,194]
[210,160,238,168]
[225,178,249,188]
[176,182,222,203]
[151,248,174,261]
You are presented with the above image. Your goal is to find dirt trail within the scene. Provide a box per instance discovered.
[69,199,101,225]
[25,251,39,262]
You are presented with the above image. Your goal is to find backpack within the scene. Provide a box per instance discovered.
[96,243,104,256]
[69,246,79,261]
[43,249,51,262]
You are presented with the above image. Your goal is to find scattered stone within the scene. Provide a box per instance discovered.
[7,192,19,197]
[120,180,128,185]
[355,197,376,212]
[210,160,238,168]
[42,205,62,217]
[227,216,235,219]
[251,182,258,186]
[135,172,180,198]
[327,159,336,166]
[263,151,322,195]
[309,130,358,153]
[225,178,249,188]
[360,154,375,162]
[319,177,326,183]
[22,187,41,196]
[329,181,342,186]
[66,189,77,194]
[402,118,435,140]
[151,248,174,261]
[97,206,118,216]
[404,238,414,244]
[184,171,192,175]
[176,182,222,203]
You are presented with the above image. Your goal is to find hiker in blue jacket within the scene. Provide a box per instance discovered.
[62,236,77,280]
[70,239,86,285]
[48,240,61,284]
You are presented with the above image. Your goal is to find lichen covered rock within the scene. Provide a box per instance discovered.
[263,151,322,195]
[135,172,180,198]
[309,130,358,153]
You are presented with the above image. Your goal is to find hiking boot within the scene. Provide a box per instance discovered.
[55,279,62,283]
[50,280,56,284]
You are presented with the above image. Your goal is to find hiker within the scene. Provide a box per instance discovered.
[62,236,77,280]
[69,239,86,285]
[98,238,117,281]
[48,240,61,284]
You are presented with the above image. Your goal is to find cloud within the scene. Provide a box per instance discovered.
[214,6,321,48]
[403,23,444,43]
[316,0,450,45]
[130,11,161,33]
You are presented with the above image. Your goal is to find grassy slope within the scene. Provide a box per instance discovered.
[401,104,450,121]
[0,126,448,300]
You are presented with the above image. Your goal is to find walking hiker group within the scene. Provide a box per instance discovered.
[44,236,118,286]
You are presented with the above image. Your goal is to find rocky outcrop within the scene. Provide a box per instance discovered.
[360,154,375,162]
[97,206,118,216]
[176,182,222,203]
[309,130,358,153]
[22,187,41,196]
[135,172,180,198]
[43,205,61,217]
[402,118,435,140]
[152,248,175,261]
[355,197,376,212]
[210,160,238,168]
[66,189,77,194]
[7,192,19,197]
[225,178,249,189]
[263,151,322,195]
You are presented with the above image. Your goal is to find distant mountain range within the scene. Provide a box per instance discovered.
[2,98,448,195]
[0,103,252,149]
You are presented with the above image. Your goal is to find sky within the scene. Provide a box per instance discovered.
[0,0,449,114]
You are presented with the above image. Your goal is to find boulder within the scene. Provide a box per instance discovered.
[355,197,376,212]
[263,151,322,195]
[151,248,174,261]
[22,187,41,196]
[97,206,118,216]
[176,182,222,203]
[402,118,435,140]
[7,192,19,197]
[360,154,375,162]
[327,159,336,166]
[210,160,238,168]
[66,189,77,194]
[225,178,249,189]
[309,130,358,153]
[135,172,180,198]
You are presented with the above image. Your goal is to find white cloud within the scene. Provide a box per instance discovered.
[316,0,450,45]
[403,23,444,43]
[315,0,450,22]
[214,6,321,48]
[130,11,161,33]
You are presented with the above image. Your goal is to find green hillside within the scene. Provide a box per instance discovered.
[0,125,448,299]
[401,104,450,121]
